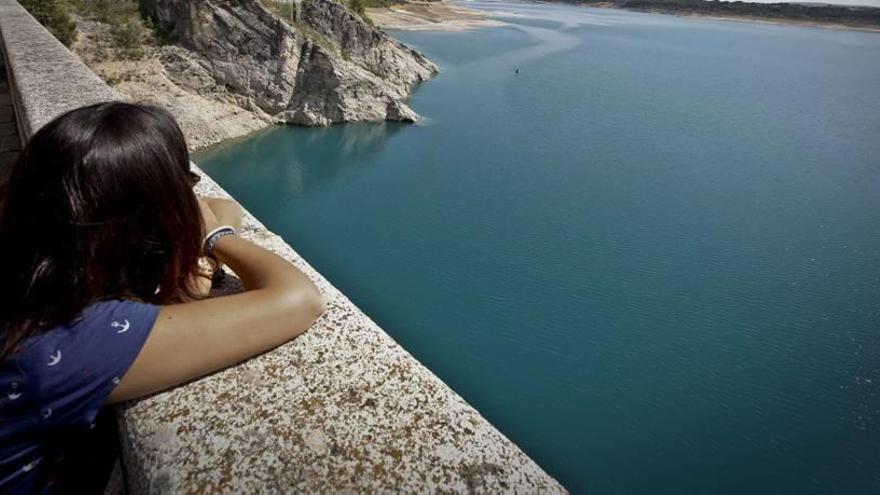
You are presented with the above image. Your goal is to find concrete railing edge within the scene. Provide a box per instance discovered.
[0,13,24,148]
[0,1,119,140]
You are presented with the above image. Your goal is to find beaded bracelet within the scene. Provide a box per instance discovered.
[203,225,237,258]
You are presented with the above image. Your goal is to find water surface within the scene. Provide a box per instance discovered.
[198,4,880,493]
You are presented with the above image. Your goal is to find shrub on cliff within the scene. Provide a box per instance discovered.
[261,0,297,23]
[73,0,151,58]
[20,0,151,56]
[349,0,367,17]
[20,0,77,46]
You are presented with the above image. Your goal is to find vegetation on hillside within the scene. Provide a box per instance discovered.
[23,0,411,55]
[20,0,77,46]
[261,0,297,23]
[359,0,406,6]
[76,0,153,57]
[348,0,407,24]
[258,0,394,30]
[260,0,401,25]
[20,0,153,55]
[349,0,368,19]
[352,0,404,13]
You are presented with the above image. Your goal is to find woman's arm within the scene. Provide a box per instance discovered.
[107,200,325,403]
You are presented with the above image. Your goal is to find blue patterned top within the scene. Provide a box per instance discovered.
[0,300,158,493]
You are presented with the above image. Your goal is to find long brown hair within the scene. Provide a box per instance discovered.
[0,102,203,360]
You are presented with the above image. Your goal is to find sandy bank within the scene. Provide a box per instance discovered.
[368,1,505,31]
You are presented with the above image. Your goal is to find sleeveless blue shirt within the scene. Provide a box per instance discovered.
[0,300,158,493]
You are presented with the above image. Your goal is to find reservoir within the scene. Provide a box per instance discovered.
[197,3,880,493]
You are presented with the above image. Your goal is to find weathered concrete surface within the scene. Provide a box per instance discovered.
[0,0,119,139]
[0,46,20,191]
[0,1,566,492]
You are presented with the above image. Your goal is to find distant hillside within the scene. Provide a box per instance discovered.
[570,0,880,29]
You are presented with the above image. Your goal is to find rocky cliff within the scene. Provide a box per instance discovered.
[140,0,437,127]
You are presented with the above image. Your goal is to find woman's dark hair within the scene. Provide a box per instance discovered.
[0,102,203,360]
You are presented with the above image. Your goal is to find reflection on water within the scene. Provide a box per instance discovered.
[201,122,405,196]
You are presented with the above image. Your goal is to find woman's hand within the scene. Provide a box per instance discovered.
[203,198,243,232]
[198,198,220,235]
[191,197,239,298]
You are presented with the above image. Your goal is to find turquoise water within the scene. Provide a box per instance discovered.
[198,3,880,493]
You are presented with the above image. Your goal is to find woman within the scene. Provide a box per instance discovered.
[0,102,326,493]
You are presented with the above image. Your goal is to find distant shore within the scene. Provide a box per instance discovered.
[370,0,880,33]
[368,1,505,31]
[570,1,880,32]
[676,11,880,32]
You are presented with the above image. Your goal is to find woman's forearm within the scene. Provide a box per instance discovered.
[108,234,326,403]
[213,235,319,296]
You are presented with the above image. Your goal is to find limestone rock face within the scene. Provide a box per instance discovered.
[140,0,437,126]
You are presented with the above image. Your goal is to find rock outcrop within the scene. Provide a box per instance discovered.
[73,17,271,150]
[140,0,437,126]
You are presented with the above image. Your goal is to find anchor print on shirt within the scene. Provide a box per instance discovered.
[111,319,131,334]
[47,350,62,367]
[21,458,41,472]
[7,382,21,401]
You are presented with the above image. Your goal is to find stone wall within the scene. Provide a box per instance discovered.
[0,47,20,191]
[0,1,565,492]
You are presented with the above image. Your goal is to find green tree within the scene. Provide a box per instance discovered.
[349,0,367,19]
[73,0,151,58]
[20,0,77,46]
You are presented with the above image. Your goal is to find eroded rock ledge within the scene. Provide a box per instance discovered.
[142,0,437,127]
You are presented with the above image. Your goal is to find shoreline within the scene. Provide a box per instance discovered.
[368,1,506,31]
[370,0,880,33]
[571,1,880,33]
[676,11,880,33]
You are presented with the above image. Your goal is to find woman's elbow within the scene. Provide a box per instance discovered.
[303,285,327,320]
[284,281,326,324]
